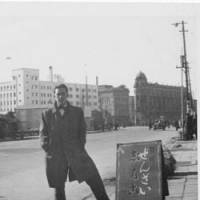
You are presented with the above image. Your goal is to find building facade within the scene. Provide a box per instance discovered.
[99,85,130,125]
[0,68,99,113]
[134,72,186,125]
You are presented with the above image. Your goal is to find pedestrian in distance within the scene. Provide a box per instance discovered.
[192,112,197,139]
[174,120,180,131]
[148,120,152,130]
[40,84,110,200]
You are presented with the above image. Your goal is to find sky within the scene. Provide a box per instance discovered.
[0,2,199,97]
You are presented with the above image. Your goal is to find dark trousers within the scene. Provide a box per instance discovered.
[85,171,110,200]
[55,171,110,200]
[55,186,66,200]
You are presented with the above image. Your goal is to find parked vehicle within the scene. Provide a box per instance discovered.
[0,112,23,139]
[15,107,48,138]
[153,119,166,130]
[0,107,48,140]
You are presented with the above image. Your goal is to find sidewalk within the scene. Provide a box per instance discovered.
[85,136,198,200]
[166,139,198,200]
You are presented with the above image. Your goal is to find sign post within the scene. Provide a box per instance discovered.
[116,140,163,200]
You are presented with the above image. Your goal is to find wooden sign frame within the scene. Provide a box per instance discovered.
[116,140,163,200]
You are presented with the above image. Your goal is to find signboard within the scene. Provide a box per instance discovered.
[116,140,163,200]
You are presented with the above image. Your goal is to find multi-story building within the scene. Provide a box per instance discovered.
[98,85,130,125]
[0,68,99,113]
[134,72,186,125]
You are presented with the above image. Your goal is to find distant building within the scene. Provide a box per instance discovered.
[0,67,99,113]
[99,85,130,125]
[134,72,187,125]
[129,96,136,125]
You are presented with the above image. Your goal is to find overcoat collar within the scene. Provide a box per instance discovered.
[52,101,71,114]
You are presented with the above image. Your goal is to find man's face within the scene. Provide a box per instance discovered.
[54,87,68,106]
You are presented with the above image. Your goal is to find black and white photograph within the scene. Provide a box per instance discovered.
[0,1,198,200]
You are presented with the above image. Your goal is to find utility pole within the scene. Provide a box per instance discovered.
[173,20,193,140]
[84,64,89,106]
[176,55,184,139]
[85,74,89,106]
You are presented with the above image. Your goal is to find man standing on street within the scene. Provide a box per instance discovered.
[40,84,110,200]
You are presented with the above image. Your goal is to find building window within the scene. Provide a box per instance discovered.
[76,88,79,92]
[69,87,73,91]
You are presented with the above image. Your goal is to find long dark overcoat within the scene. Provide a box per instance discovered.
[40,103,99,188]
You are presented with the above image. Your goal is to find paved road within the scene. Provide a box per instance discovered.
[0,126,178,200]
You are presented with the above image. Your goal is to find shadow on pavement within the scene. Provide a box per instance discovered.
[172,171,198,176]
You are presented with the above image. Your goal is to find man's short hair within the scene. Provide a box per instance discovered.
[54,84,68,93]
